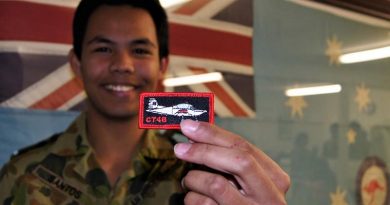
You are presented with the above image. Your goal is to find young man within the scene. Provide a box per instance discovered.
[0,0,290,204]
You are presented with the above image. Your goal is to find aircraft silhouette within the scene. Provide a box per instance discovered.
[146,98,208,118]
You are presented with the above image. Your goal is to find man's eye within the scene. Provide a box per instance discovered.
[133,48,151,56]
[94,47,112,53]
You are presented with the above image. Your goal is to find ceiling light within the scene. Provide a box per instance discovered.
[285,84,342,97]
[163,72,223,87]
[159,0,190,8]
[340,46,390,64]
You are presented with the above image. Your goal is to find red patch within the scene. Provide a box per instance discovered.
[139,92,214,129]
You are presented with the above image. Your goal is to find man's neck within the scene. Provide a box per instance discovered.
[85,110,145,186]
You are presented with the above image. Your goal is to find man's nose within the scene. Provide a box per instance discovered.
[110,51,135,73]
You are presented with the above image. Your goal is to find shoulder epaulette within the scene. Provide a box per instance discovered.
[11,132,63,158]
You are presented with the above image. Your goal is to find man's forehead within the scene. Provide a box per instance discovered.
[85,6,152,31]
[83,6,157,43]
[90,4,152,21]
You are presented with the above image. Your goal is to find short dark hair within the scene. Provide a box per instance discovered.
[72,0,169,60]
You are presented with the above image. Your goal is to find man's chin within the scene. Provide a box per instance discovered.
[99,110,138,122]
[88,102,139,122]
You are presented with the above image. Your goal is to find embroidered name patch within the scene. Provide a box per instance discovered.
[33,165,83,201]
[139,92,214,129]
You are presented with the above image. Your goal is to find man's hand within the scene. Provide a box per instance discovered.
[174,120,290,205]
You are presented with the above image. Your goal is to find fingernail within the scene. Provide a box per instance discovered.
[174,143,192,156]
[180,120,199,133]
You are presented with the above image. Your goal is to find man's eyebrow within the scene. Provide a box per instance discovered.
[86,36,156,48]
[86,36,114,45]
[131,38,157,48]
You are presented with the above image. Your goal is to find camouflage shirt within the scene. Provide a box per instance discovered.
[0,113,186,205]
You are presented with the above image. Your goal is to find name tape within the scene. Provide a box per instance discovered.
[33,165,83,201]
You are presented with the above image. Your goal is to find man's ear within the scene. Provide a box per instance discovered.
[159,57,169,80]
[68,49,82,77]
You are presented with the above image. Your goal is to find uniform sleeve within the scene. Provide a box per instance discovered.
[0,162,18,205]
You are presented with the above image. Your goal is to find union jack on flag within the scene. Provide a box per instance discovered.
[0,0,255,118]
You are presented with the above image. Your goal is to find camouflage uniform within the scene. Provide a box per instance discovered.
[0,113,186,205]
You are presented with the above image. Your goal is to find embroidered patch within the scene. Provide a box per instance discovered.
[33,165,83,201]
[139,92,214,129]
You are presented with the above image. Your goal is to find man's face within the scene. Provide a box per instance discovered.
[71,5,167,119]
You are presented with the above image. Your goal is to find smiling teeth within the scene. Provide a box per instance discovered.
[105,85,134,92]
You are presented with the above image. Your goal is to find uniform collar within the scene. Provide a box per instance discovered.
[48,113,88,157]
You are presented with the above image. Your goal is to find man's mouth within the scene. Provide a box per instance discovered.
[104,84,136,92]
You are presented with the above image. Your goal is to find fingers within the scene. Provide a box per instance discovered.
[184,192,217,205]
[182,170,288,205]
[178,120,290,204]
[179,120,290,193]
[183,170,247,205]
[180,119,240,147]
[174,142,276,198]
[174,142,253,174]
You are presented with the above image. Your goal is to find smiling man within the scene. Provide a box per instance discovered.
[0,0,289,204]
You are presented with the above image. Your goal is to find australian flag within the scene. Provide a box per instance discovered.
[0,0,255,118]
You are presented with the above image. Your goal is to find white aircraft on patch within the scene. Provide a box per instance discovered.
[146,98,207,117]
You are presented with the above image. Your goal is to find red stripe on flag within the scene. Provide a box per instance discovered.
[174,0,212,15]
[30,77,84,110]
[189,67,248,117]
[0,1,252,67]
[170,23,252,66]
[0,1,74,43]
[205,82,248,117]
